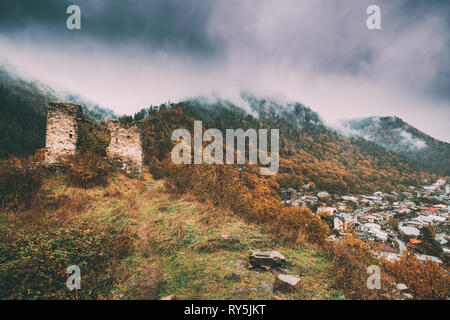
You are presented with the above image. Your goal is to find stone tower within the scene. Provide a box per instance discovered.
[43,102,143,177]
[44,103,83,166]
[106,121,143,177]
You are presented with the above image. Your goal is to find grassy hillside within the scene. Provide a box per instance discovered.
[0,169,342,300]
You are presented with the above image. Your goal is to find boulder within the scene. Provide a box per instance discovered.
[273,274,301,293]
[160,294,176,300]
[402,293,414,300]
[249,251,287,269]
[396,283,408,291]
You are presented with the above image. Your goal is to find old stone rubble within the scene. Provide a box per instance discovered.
[274,274,301,293]
[249,251,287,269]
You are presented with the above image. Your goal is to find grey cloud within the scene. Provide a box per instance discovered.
[0,0,218,56]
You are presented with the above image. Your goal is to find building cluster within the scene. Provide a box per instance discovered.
[282,179,450,264]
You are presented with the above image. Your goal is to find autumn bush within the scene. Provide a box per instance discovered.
[0,218,133,299]
[165,163,282,223]
[383,251,450,300]
[149,158,172,180]
[275,206,330,245]
[67,151,110,187]
[326,235,381,299]
[0,151,44,211]
[76,121,110,156]
[164,162,333,247]
[67,121,111,187]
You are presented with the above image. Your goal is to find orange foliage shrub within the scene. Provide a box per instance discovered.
[276,206,329,245]
[164,161,331,246]
[67,152,110,187]
[67,121,111,187]
[327,235,380,299]
[383,251,450,300]
[165,163,281,224]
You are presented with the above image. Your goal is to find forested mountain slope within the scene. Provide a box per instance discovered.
[0,67,116,158]
[338,116,450,176]
[132,97,437,194]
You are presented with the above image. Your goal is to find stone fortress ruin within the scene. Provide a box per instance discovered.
[44,102,143,177]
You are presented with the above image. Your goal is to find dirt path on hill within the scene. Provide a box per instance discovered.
[125,170,164,299]
[136,170,166,300]
[135,221,161,299]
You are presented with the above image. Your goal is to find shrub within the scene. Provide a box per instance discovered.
[65,121,111,187]
[67,152,110,187]
[165,164,281,224]
[0,152,44,211]
[275,207,330,245]
[76,121,110,156]
[326,235,380,299]
[163,163,333,245]
[149,158,172,180]
[383,251,449,300]
[0,219,133,299]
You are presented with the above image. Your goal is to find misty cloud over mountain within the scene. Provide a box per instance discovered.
[0,0,448,141]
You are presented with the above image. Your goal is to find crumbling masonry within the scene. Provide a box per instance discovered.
[106,120,143,177]
[44,102,143,177]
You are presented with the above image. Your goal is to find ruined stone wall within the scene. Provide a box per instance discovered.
[106,121,143,177]
[44,102,143,176]
[44,103,83,166]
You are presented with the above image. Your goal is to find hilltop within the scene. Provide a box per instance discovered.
[0,170,342,300]
[135,97,437,194]
[338,116,450,176]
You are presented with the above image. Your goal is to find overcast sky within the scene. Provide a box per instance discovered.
[0,0,449,141]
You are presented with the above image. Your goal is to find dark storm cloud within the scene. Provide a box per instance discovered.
[0,0,218,55]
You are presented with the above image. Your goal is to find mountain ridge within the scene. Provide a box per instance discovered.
[337,116,450,176]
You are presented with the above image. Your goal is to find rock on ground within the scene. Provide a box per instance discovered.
[273,274,301,293]
[396,283,408,291]
[249,251,287,269]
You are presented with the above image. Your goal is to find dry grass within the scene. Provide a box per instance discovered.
[132,178,340,300]
[1,167,342,300]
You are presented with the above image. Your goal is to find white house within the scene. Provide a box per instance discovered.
[399,226,420,237]
[334,213,354,232]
